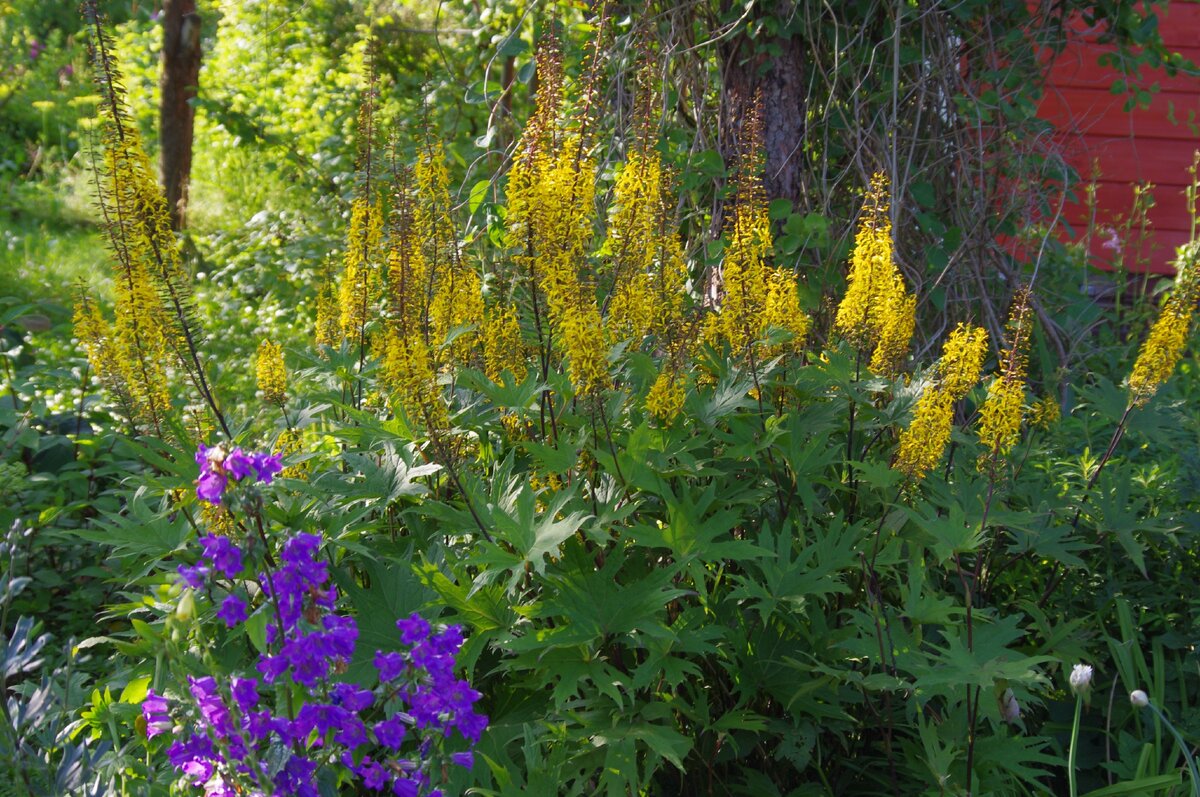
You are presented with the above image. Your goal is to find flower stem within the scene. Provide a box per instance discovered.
[1068,695,1083,797]
[1147,703,1200,797]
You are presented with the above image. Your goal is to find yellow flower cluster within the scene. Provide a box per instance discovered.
[606,148,688,343]
[937,324,990,399]
[835,173,916,373]
[868,279,916,376]
[706,104,810,358]
[894,324,988,481]
[505,54,609,397]
[482,304,527,384]
[255,339,287,406]
[763,268,812,356]
[977,290,1032,465]
[75,28,213,437]
[338,197,384,343]
[1029,395,1061,430]
[1128,244,1200,406]
[382,333,449,431]
[645,369,686,425]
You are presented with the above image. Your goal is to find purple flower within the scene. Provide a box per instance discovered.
[217,594,248,627]
[374,650,405,681]
[397,613,430,646]
[274,755,319,797]
[357,757,389,790]
[204,776,237,797]
[142,689,172,738]
[458,709,489,743]
[28,40,43,60]
[251,452,283,483]
[224,448,255,481]
[392,777,419,797]
[177,562,210,589]
[373,714,407,750]
[168,734,215,783]
[196,469,228,504]
[200,535,243,578]
[231,677,259,713]
[331,683,375,712]
[189,676,233,739]
[451,750,474,769]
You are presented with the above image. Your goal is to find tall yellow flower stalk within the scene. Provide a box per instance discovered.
[977,289,1032,467]
[80,7,225,437]
[701,100,811,360]
[894,324,988,481]
[1128,242,1200,406]
[836,173,916,374]
[505,38,608,396]
[338,196,384,345]
[256,339,288,406]
[482,303,527,384]
[336,68,384,358]
[606,71,689,345]
[418,139,484,366]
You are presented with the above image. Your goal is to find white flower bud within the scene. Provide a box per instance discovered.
[1130,690,1150,708]
[1000,688,1021,723]
[1069,663,1094,695]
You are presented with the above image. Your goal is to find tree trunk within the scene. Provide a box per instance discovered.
[161,0,201,230]
[718,5,807,211]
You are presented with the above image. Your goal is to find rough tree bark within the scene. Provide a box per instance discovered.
[718,3,807,211]
[161,0,202,230]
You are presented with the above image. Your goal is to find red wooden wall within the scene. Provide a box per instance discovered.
[1037,2,1200,274]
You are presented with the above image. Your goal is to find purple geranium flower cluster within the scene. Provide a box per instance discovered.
[150,531,486,796]
[195,443,282,505]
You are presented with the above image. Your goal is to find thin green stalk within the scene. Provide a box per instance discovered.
[1068,694,1083,797]
[1147,703,1200,797]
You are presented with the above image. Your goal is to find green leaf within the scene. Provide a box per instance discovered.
[1080,774,1181,796]
[468,179,490,214]
[119,675,151,704]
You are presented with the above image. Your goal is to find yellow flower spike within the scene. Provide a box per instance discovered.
[836,173,899,349]
[1029,395,1061,430]
[762,267,812,356]
[645,369,685,425]
[938,324,989,400]
[868,276,917,376]
[1128,242,1200,406]
[255,339,287,406]
[381,332,449,432]
[976,378,1025,465]
[482,304,528,384]
[977,289,1033,466]
[894,323,988,481]
[338,198,384,344]
[895,389,955,482]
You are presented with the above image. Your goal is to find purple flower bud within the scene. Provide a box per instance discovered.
[451,751,474,769]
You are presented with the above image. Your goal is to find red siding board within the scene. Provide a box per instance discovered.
[1036,3,1200,274]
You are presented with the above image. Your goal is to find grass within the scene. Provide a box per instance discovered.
[0,173,108,318]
